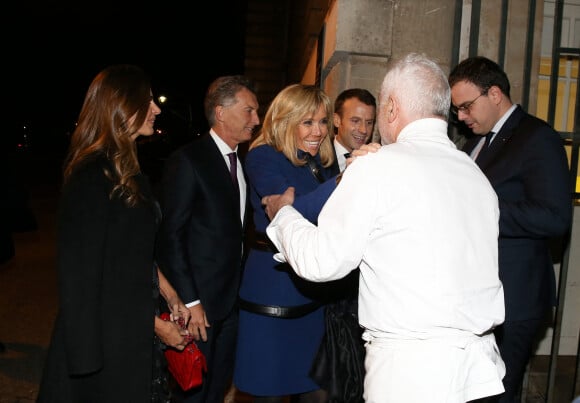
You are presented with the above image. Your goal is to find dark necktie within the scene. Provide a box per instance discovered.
[344,152,351,159]
[227,152,239,196]
[483,131,493,148]
[476,132,494,162]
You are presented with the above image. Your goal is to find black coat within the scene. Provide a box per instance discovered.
[462,106,572,320]
[38,157,159,403]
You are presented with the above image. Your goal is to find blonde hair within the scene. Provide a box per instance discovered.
[250,84,335,167]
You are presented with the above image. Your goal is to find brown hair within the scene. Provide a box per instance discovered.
[63,64,152,206]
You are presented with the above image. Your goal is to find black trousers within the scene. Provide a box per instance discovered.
[176,308,238,403]
[495,318,545,403]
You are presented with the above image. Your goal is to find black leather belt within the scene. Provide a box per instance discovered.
[238,298,321,319]
[249,231,278,253]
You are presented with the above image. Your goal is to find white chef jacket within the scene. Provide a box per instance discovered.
[267,118,506,402]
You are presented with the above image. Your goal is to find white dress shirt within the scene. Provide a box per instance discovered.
[210,130,246,223]
[268,118,505,401]
[471,104,517,160]
[333,138,350,172]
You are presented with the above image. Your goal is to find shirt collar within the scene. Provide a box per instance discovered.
[333,138,349,155]
[491,104,517,135]
[210,129,237,155]
[397,118,450,145]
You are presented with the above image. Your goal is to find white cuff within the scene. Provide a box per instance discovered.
[185,300,200,308]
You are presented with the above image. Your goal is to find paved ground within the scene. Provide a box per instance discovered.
[0,151,59,403]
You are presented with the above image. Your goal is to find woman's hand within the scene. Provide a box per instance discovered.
[154,316,190,350]
[261,186,295,221]
[167,300,191,328]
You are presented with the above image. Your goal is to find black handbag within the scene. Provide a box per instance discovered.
[310,297,365,403]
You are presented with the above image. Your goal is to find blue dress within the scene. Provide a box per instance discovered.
[234,145,338,396]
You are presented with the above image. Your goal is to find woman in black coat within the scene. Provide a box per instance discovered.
[37,65,192,403]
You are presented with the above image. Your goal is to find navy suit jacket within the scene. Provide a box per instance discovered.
[462,106,572,321]
[155,133,248,321]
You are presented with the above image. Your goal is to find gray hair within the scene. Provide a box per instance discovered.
[204,75,256,127]
[379,53,450,120]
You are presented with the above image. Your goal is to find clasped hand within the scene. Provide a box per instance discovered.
[262,187,295,221]
[261,143,381,221]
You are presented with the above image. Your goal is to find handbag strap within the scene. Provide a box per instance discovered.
[304,154,325,183]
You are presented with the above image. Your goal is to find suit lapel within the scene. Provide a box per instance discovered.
[331,149,340,173]
[476,106,524,169]
[463,136,481,157]
[198,133,244,223]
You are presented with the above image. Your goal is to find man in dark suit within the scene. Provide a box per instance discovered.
[156,75,260,403]
[449,56,572,403]
[332,88,376,173]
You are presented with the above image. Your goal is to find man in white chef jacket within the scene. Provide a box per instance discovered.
[261,53,506,403]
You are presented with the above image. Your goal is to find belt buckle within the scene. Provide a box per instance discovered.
[272,306,282,317]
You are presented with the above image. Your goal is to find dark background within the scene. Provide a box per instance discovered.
[4,1,248,152]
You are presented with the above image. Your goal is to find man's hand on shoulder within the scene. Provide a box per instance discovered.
[262,187,295,221]
[355,142,381,157]
[345,143,381,169]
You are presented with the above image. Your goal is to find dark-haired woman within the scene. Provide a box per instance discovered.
[37,65,191,403]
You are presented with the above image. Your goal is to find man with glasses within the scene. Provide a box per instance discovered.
[449,56,572,403]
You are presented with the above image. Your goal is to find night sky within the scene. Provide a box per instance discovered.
[5,1,248,149]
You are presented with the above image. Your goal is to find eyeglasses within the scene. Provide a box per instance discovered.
[451,92,487,115]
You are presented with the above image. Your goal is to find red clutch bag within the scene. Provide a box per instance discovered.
[160,313,207,391]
